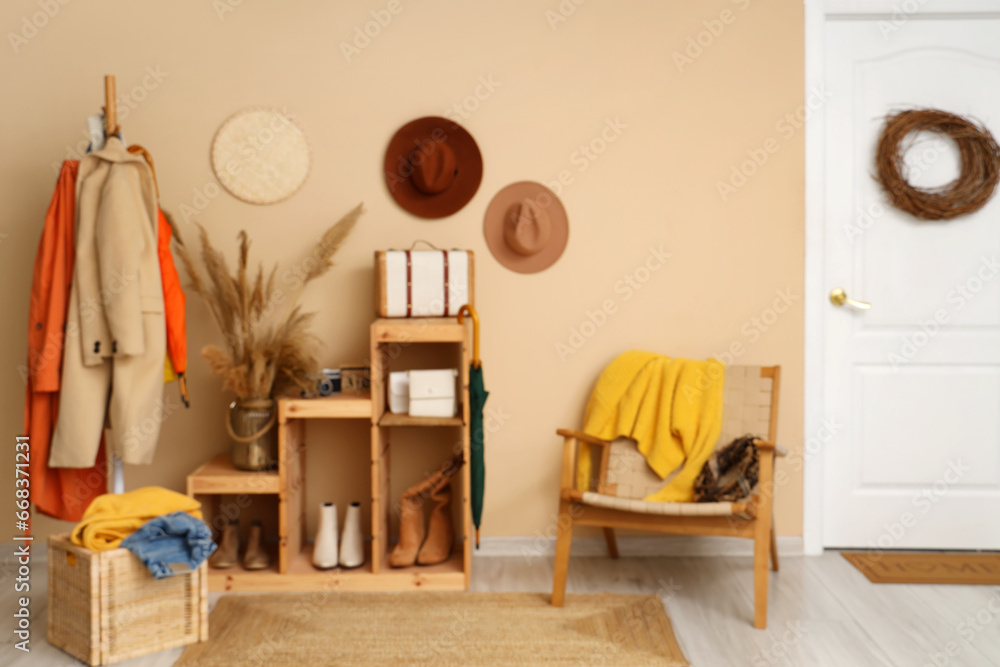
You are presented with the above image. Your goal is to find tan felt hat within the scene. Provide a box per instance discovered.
[484,181,569,274]
[384,116,483,219]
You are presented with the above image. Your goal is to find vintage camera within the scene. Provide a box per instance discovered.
[316,368,342,396]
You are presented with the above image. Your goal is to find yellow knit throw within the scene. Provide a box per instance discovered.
[71,486,203,551]
[578,351,725,502]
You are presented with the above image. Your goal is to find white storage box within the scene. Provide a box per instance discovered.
[375,250,474,318]
[389,371,410,414]
[407,369,459,418]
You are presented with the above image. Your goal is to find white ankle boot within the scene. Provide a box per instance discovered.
[313,502,339,569]
[339,502,365,568]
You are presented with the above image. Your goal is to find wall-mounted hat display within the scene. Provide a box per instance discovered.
[211,108,310,205]
[384,116,483,219]
[484,181,568,274]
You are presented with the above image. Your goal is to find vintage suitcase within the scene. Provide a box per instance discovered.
[375,249,474,318]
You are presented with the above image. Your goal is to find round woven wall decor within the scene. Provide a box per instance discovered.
[875,108,1000,220]
[211,108,310,205]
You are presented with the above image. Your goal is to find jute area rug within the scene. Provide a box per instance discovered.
[842,551,1000,585]
[174,592,688,666]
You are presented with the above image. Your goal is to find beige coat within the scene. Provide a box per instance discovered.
[49,138,166,467]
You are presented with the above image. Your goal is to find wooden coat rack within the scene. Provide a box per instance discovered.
[102,74,127,495]
[104,75,118,137]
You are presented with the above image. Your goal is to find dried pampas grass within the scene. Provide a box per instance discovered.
[171,204,363,399]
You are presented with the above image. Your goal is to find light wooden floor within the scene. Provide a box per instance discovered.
[5,550,999,666]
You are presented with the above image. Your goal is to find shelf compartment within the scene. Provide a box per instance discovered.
[205,542,280,592]
[187,454,280,495]
[208,542,465,592]
[378,411,464,427]
[278,392,372,421]
[369,317,471,583]
[371,318,466,344]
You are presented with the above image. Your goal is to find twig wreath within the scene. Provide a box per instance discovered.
[874,108,1000,220]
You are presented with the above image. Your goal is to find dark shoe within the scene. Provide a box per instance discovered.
[243,519,270,570]
[209,519,239,569]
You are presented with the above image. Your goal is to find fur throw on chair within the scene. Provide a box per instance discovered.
[693,435,759,503]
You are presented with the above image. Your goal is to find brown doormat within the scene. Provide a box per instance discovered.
[174,592,688,666]
[842,551,1000,585]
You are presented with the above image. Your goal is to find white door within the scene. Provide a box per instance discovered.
[820,13,1000,549]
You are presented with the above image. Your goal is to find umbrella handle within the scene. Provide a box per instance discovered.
[458,304,481,368]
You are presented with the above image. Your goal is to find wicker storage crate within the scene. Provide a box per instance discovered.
[47,534,208,666]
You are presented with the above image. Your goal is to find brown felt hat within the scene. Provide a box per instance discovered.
[384,117,483,219]
[484,181,569,274]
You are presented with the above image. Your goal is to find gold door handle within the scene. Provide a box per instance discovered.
[829,288,871,310]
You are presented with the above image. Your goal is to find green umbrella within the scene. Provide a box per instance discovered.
[460,305,488,548]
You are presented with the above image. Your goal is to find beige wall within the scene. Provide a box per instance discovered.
[0,0,804,542]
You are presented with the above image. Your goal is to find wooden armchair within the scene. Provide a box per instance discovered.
[551,365,785,629]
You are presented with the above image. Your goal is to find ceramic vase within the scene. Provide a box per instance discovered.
[312,502,339,569]
[339,502,365,568]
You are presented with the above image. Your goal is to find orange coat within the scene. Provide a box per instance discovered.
[158,209,188,390]
[25,161,107,521]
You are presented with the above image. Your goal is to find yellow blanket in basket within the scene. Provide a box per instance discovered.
[71,486,203,551]
[578,351,725,503]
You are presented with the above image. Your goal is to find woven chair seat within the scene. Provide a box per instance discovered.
[596,366,774,503]
[580,491,750,517]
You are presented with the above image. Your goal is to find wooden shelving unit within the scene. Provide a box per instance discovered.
[186,318,471,592]
[370,318,472,590]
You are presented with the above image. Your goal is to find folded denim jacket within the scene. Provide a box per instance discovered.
[121,511,217,579]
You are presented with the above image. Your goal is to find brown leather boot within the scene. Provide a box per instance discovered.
[417,477,454,566]
[243,519,270,570]
[209,519,239,569]
[388,471,444,568]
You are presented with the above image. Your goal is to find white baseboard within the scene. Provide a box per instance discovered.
[475,535,804,558]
